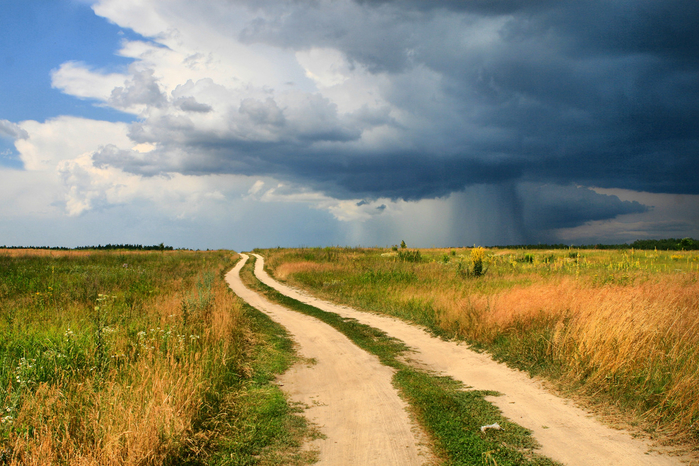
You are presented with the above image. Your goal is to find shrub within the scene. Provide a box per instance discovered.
[397,250,421,263]
[471,247,487,277]
[518,254,534,264]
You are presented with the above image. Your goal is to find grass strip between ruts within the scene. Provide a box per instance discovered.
[240,255,560,466]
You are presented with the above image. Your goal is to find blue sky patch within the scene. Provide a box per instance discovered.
[0,1,142,123]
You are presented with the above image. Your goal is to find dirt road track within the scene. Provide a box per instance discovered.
[251,253,688,466]
[226,255,430,465]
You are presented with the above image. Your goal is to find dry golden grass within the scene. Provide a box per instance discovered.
[11,361,204,465]
[274,261,337,280]
[405,276,699,439]
[0,249,98,259]
[0,248,182,258]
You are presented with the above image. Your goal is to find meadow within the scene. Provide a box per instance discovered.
[0,249,310,465]
[259,245,699,450]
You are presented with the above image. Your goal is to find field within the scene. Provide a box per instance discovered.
[260,246,699,449]
[0,249,311,465]
[3,246,697,463]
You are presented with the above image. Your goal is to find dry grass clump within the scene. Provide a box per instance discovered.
[274,261,337,281]
[554,277,699,434]
[10,360,205,465]
[0,249,97,258]
[0,249,173,259]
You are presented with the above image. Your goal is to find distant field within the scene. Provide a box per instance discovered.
[0,249,308,465]
[260,246,699,448]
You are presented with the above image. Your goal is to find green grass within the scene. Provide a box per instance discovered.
[241,255,559,465]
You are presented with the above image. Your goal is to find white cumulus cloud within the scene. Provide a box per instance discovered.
[51,61,129,102]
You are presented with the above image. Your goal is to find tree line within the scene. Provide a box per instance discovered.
[1,243,175,251]
[500,238,698,251]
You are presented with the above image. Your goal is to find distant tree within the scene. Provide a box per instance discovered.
[680,237,695,250]
[400,240,407,249]
[630,238,698,250]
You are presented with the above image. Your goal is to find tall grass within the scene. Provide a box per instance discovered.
[260,246,699,447]
[0,249,309,465]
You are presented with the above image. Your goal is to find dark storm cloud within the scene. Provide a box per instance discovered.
[354,0,558,15]
[518,184,649,231]
[229,0,699,200]
[83,0,698,240]
[297,151,524,201]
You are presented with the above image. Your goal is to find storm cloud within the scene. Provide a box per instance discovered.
[246,0,699,194]
[38,0,699,243]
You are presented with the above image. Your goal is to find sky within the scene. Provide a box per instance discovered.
[1,0,698,251]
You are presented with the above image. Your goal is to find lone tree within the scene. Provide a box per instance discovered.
[400,240,407,249]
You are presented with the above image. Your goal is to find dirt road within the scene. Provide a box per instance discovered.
[226,255,430,465]
[251,253,687,466]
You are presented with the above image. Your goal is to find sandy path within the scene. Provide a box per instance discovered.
[225,255,429,466]
[252,254,687,466]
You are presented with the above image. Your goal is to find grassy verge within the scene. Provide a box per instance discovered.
[258,246,699,449]
[199,301,317,466]
[240,254,558,466]
[0,249,312,465]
